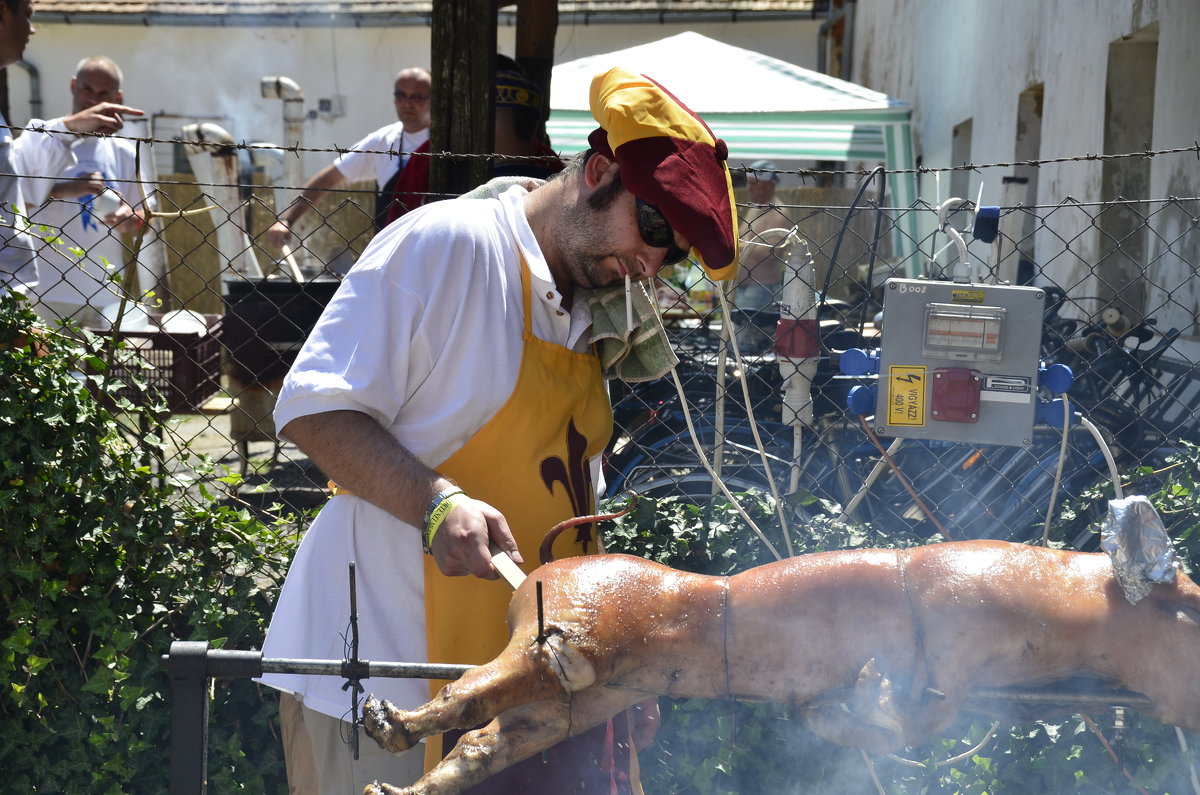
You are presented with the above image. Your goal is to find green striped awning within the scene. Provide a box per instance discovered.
[548,111,899,162]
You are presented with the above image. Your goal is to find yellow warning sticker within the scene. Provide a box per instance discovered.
[951,289,985,304]
[887,365,927,426]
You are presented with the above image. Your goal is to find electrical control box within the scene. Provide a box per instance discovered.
[874,278,1046,447]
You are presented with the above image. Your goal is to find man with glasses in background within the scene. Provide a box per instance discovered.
[258,66,738,794]
[266,66,432,253]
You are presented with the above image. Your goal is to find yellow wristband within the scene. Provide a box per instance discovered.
[423,489,467,553]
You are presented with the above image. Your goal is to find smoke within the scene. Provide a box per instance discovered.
[200,30,308,146]
[649,704,1200,792]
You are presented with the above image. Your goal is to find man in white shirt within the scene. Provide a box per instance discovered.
[260,67,739,794]
[266,66,432,252]
[0,1,141,298]
[26,56,155,329]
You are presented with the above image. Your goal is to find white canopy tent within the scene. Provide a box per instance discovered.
[547,31,919,269]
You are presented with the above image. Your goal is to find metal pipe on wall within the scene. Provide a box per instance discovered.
[180,122,263,285]
[13,59,42,120]
[260,76,305,204]
[816,0,855,81]
[259,77,313,273]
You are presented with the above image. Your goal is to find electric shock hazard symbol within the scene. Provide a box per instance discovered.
[887,366,927,426]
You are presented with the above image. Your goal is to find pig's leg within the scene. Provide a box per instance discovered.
[1107,582,1200,734]
[803,658,910,753]
[364,629,601,753]
[364,685,647,795]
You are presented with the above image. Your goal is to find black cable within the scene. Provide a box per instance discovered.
[820,165,887,348]
[860,167,888,334]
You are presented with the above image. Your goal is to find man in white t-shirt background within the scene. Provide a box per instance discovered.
[26,55,157,329]
[266,66,432,256]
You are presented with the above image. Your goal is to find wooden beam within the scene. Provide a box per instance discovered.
[515,0,558,122]
[430,0,496,199]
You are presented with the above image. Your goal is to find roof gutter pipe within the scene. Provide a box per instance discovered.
[34,10,810,27]
[13,59,42,120]
[816,0,855,80]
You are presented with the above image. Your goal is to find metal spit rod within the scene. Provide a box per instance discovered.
[969,686,1153,710]
[162,642,473,690]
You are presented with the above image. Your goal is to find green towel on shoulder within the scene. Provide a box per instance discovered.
[580,281,677,382]
[461,177,678,383]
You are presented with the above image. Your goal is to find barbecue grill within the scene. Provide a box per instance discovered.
[221,277,339,467]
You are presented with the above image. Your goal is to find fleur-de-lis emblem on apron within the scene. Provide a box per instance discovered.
[540,417,596,551]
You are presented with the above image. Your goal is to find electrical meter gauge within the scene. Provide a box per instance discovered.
[922,303,1006,362]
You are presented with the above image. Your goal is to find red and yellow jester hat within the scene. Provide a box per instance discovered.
[587,66,739,279]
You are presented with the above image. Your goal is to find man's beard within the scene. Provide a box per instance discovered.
[555,200,627,291]
[572,254,624,290]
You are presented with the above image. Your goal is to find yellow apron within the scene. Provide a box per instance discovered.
[422,254,613,772]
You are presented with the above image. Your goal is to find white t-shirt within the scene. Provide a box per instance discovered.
[261,184,595,717]
[333,121,430,190]
[0,116,74,291]
[26,135,157,309]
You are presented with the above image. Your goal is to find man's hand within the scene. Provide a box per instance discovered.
[266,219,293,250]
[104,201,144,234]
[48,171,104,200]
[265,164,347,249]
[428,497,524,580]
[281,410,524,584]
[63,102,145,135]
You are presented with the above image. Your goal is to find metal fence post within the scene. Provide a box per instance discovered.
[168,640,211,795]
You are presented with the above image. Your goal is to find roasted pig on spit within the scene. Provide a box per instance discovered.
[363,540,1200,794]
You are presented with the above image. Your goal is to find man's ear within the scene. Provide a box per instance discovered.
[583,151,617,189]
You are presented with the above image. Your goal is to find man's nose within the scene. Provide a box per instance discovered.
[638,249,668,280]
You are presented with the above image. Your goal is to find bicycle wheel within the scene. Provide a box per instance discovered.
[622,467,775,503]
[612,428,792,502]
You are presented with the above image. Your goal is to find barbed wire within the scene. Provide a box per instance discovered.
[847,141,1200,177]
[772,194,1200,214]
[13,123,1200,179]
[17,167,1200,213]
[12,123,570,169]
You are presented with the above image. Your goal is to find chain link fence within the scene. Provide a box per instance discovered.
[13,132,1200,545]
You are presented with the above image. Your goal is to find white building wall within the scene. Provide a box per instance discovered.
[13,18,820,180]
[851,0,1200,332]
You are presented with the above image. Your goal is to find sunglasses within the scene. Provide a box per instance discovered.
[635,197,690,266]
